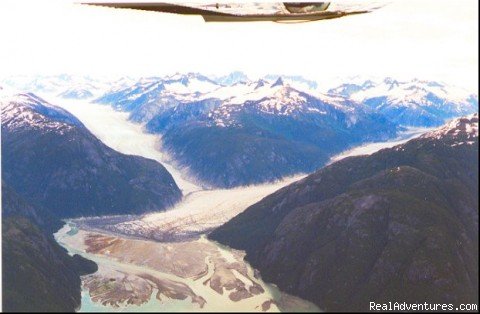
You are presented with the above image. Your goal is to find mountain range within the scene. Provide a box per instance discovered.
[210,114,479,311]
[1,73,478,312]
[95,74,406,187]
[4,74,476,188]
[329,77,477,126]
[92,73,476,188]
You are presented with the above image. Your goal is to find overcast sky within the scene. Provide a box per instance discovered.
[0,0,478,91]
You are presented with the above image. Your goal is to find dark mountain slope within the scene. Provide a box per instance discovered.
[210,114,478,311]
[2,183,97,312]
[1,182,61,233]
[1,93,182,218]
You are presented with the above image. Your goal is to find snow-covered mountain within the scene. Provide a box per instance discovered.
[94,72,224,122]
[163,72,220,94]
[3,73,477,188]
[5,74,476,128]
[96,75,397,187]
[56,81,109,99]
[92,73,476,188]
[1,93,82,133]
[1,74,134,100]
[1,93,182,218]
[96,75,359,125]
[263,74,318,91]
[2,74,74,94]
[95,74,477,129]
[329,78,478,126]
[421,113,478,144]
[213,71,250,86]
[204,77,365,128]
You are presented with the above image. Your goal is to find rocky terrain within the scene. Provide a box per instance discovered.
[1,183,98,312]
[210,114,479,311]
[1,93,182,218]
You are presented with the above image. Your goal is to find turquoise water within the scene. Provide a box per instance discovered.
[67,222,79,236]
[56,222,320,313]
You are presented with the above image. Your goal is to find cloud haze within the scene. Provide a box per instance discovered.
[0,0,478,90]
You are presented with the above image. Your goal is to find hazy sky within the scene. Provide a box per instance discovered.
[0,0,478,90]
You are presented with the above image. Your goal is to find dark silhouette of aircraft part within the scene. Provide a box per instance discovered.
[81,2,374,22]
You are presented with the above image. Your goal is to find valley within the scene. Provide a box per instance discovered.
[45,95,432,312]
[1,0,477,310]
[55,223,319,312]
[47,96,318,312]
[2,73,477,312]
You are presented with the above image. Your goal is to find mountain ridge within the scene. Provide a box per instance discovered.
[95,76,400,187]
[1,93,182,218]
[210,114,479,311]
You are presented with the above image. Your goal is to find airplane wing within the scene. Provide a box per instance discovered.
[81,2,384,22]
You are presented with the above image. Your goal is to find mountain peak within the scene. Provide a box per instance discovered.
[254,79,268,89]
[383,77,400,90]
[165,73,192,84]
[2,92,54,112]
[215,71,250,86]
[422,113,478,142]
[1,93,83,134]
[271,77,284,87]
